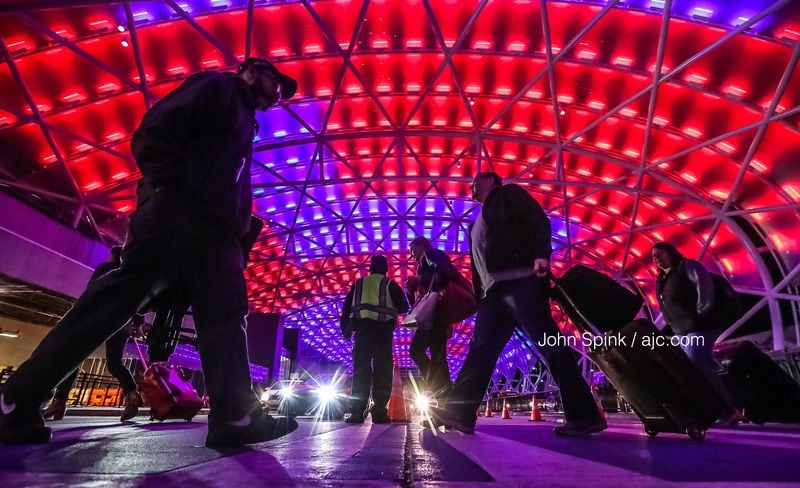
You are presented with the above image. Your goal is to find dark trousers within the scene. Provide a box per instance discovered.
[349,319,394,416]
[54,328,136,402]
[445,276,599,424]
[409,321,452,400]
[3,188,257,423]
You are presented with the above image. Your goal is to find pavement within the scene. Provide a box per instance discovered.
[1,412,799,487]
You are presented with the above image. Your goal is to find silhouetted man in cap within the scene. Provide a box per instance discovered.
[1,58,299,447]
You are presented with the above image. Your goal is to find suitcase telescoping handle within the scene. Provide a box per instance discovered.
[132,337,150,370]
[547,272,604,337]
[133,337,183,400]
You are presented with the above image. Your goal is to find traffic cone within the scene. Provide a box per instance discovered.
[477,407,482,417]
[501,402,511,420]
[485,402,493,418]
[529,402,543,422]
[388,365,410,423]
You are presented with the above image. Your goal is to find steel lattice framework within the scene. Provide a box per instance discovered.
[1,0,799,374]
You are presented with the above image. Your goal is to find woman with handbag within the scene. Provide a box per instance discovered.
[406,237,469,405]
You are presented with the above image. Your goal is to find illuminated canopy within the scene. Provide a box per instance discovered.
[1,0,798,371]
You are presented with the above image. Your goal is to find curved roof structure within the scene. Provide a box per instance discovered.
[1,0,799,371]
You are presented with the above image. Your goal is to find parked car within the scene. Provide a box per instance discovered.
[261,373,351,420]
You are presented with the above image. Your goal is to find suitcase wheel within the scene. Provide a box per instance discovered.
[686,424,706,441]
[645,428,658,438]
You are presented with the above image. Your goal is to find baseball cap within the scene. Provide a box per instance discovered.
[237,57,298,100]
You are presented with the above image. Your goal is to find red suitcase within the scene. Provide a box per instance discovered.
[140,362,204,421]
[133,339,203,421]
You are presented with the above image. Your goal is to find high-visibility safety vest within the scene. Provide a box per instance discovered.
[350,274,397,322]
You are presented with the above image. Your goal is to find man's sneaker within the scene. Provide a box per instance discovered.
[0,393,52,444]
[428,406,475,434]
[205,407,298,448]
[553,417,607,436]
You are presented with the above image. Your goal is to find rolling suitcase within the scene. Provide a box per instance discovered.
[140,362,204,422]
[551,267,726,440]
[134,339,203,421]
[714,341,800,424]
[552,265,643,334]
[590,319,725,440]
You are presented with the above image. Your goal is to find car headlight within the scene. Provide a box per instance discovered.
[280,386,295,398]
[316,384,338,403]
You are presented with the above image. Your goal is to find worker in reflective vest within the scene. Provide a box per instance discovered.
[340,255,410,424]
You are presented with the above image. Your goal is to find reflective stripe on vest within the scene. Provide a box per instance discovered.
[351,274,397,322]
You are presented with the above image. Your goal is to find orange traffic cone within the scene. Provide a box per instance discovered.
[485,403,493,418]
[477,407,482,417]
[388,365,410,423]
[529,402,543,422]
[501,402,511,420]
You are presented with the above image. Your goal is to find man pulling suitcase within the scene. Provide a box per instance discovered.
[428,172,605,436]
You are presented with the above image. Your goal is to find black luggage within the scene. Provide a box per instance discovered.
[552,265,644,334]
[551,268,726,441]
[714,341,800,425]
[590,319,726,440]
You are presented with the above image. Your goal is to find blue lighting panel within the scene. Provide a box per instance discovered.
[353,197,393,218]
[255,143,318,171]
[261,204,300,227]
[254,101,326,142]
[550,216,575,240]
[123,2,173,24]
[385,197,415,214]
[448,198,477,218]
[305,186,346,210]
[664,0,781,30]
[289,101,328,133]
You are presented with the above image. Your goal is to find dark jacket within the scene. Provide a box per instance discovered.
[340,274,410,337]
[131,71,257,236]
[656,258,715,335]
[468,184,552,297]
[88,259,119,283]
[410,248,453,306]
